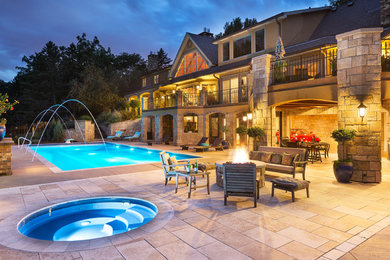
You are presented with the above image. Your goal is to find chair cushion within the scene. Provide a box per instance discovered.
[249,151,262,161]
[270,153,282,164]
[271,177,310,190]
[168,156,178,171]
[281,153,295,166]
[200,143,209,151]
[266,163,293,173]
[261,152,273,163]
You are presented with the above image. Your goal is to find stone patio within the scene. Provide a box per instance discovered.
[1,143,390,259]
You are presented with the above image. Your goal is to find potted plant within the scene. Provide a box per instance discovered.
[236,125,247,145]
[0,93,18,141]
[247,127,265,151]
[331,128,357,183]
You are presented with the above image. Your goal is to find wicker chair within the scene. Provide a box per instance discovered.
[223,163,258,208]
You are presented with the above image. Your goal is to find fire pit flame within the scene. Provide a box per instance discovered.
[232,146,250,164]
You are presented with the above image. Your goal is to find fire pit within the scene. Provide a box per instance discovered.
[215,147,266,188]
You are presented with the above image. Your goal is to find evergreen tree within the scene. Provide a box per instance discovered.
[215,17,258,39]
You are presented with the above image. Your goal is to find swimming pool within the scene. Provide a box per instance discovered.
[30,143,200,171]
[18,197,157,241]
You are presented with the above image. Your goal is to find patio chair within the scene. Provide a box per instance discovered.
[123,132,141,141]
[180,137,208,150]
[147,135,173,146]
[106,131,123,141]
[223,163,258,208]
[194,137,224,152]
[159,151,189,192]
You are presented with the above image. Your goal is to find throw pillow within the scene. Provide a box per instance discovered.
[261,152,273,162]
[281,153,294,166]
[168,156,178,171]
[270,153,283,164]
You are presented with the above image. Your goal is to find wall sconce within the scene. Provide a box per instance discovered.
[247,113,253,120]
[243,116,247,122]
[358,102,367,121]
[172,90,176,94]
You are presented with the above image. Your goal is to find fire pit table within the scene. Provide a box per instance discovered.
[215,160,266,188]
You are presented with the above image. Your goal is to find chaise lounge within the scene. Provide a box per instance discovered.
[193,137,224,152]
[123,131,141,141]
[106,131,123,141]
[180,137,208,150]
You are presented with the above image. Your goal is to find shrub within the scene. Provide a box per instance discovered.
[97,111,122,126]
[120,110,132,121]
[78,115,92,121]
[53,120,64,142]
[236,125,247,135]
[331,128,356,142]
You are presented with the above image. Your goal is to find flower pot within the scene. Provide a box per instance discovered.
[333,161,353,183]
[0,126,5,141]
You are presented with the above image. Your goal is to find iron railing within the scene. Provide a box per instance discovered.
[142,94,176,110]
[271,49,337,85]
[206,88,248,106]
[182,93,200,106]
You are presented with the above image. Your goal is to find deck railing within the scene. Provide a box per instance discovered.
[182,92,200,107]
[206,88,248,106]
[271,50,337,85]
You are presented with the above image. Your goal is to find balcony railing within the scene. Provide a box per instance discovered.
[206,88,248,106]
[182,93,200,107]
[271,50,337,85]
[143,94,176,110]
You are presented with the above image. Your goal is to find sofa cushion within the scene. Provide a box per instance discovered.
[261,152,273,163]
[270,153,283,164]
[266,163,293,173]
[249,151,262,161]
[281,153,295,166]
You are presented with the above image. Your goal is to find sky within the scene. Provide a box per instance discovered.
[0,0,329,82]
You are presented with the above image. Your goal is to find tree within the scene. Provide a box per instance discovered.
[129,99,141,119]
[247,127,265,151]
[52,119,64,142]
[215,17,258,39]
[147,48,171,71]
[328,0,349,7]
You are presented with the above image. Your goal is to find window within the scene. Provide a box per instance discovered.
[142,78,146,87]
[153,75,159,84]
[240,76,248,101]
[234,34,251,58]
[183,113,198,133]
[175,51,209,77]
[255,29,265,52]
[223,42,230,61]
[222,77,239,104]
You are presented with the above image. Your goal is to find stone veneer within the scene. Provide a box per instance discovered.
[336,28,383,182]
[67,120,95,142]
[0,138,13,175]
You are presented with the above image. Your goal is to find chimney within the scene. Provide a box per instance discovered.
[198,27,213,37]
[381,0,390,27]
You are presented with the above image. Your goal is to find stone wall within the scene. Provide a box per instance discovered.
[108,119,141,136]
[336,28,383,183]
[66,120,95,142]
[0,138,12,175]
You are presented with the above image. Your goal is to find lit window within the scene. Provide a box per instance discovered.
[153,75,159,84]
[234,34,251,58]
[175,51,209,78]
[142,78,146,87]
[223,42,230,61]
[255,29,265,52]
[183,113,198,133]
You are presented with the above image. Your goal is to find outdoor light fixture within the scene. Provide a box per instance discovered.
[196,85,200,89]
[358,102,367,121]
[247,113,253,120]
[243,116,247,121]
[172,90,176,94]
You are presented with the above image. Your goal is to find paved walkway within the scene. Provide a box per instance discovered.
[0,144,390,259]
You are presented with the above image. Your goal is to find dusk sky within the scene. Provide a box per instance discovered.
[0,0,328,82]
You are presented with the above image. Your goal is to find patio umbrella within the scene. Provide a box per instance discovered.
[275,36,285,60]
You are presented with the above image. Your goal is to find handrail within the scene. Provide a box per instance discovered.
[18,137,31,148]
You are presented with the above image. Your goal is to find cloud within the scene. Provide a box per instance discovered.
[0,0,328,82]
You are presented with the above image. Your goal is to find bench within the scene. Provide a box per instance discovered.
[271,177,310,202]
[249,146,308,179]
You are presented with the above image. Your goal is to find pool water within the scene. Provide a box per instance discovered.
[18,197,158,241]
[31,143,199,171]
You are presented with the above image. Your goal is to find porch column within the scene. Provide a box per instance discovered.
[141,116,146,141]
[173,114,179,145]
[251,54,276,148]
[176,114,183,145]
[336,28,383,183]
[155,116,162,141]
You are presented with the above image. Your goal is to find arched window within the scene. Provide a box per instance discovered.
[183,113,198,133]
[175,51,209,78]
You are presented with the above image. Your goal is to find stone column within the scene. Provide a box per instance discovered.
[141,116,145,141]
[336,28,383,183]
[155,116,161,141]
[0,138,12,176]
[251,54,276,147]
[176,91,183,107]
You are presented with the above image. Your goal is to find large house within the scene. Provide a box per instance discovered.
[126,0,390,183]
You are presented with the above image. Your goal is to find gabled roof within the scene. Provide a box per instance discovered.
[169,32,218,78]
[309,0,380,40]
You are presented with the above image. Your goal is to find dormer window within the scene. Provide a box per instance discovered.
[255,29,265,52]
[175,51,209,78]
[234,34,251,58]
[223,42,230,61]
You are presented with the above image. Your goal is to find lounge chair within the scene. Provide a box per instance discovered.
[194,137,223,152]
[147,135,173,146]
[106,131,123,141]
[181,137,208,150]
[123,132,141,142]
[159,151,189,192]
[223,163,258,207]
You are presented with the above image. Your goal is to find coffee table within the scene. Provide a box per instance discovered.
[215,160,266,188]
[175,170,211,198]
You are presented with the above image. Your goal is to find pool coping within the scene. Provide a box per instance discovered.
[27,142,202,173]
[0,194,174,253]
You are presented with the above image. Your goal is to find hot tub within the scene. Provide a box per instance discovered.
[18,197,158,241]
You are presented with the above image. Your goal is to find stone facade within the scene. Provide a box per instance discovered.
[0,138,13,176]
[67,120,95,142]
[336,28,383,183]
[108,119,141,136]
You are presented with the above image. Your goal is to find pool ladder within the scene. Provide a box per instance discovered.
[18,137,32,150]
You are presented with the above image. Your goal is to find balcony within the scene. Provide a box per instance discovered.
[143,94,176,111]
[182,93,200,107]
[271,49,337,85]
[206,88,248,106]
